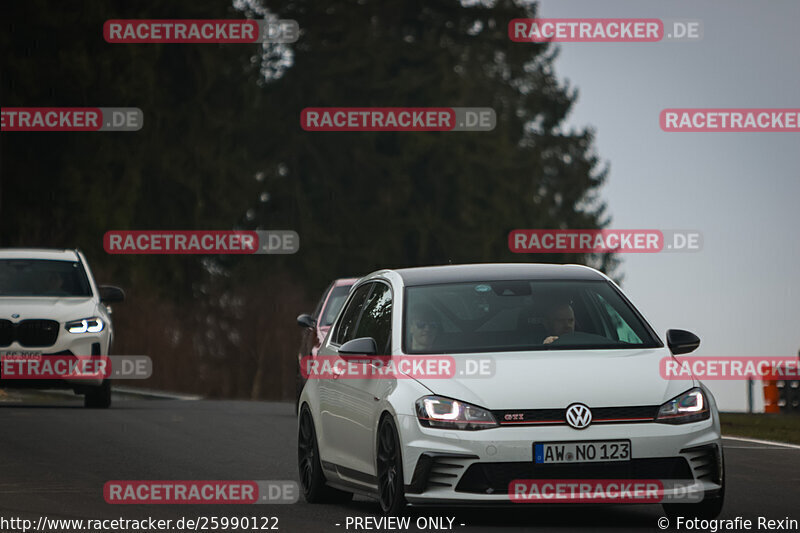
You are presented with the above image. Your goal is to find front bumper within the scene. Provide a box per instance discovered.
[0,335,108,388]
[397,414,722,504]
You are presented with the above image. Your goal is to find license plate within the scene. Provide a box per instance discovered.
[0,350,43,358]
[534,440,631,464]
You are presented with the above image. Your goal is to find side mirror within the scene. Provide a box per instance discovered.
[297,314,317,329]
[338,337,378,357]
[667,329,700,355]
[99,285,125,304]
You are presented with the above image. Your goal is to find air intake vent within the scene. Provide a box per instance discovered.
[406,453,478,494]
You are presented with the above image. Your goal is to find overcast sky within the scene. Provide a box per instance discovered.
[534,0,800,411]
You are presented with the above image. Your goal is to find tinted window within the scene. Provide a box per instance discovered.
[353,283,392,354]
[403,280,659,354]
[320,284,353,327]
[0,259,92,297]
[332,283,372,345]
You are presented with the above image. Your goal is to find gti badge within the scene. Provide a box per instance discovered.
[565,403,592,429]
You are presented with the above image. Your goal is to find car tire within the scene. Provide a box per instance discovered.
[295,369,303,414]
[376,415,407,515]
[84,379,111,409]
[297,406,353,504]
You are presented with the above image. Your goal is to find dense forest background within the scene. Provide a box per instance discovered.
[0,0,618,399]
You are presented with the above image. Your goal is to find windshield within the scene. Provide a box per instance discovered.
[403,280,660,354]
[0,259,92,297]
[320,284,353,327]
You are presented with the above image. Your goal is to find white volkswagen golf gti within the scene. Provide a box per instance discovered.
[0,248,124,408]
[298,264,723,517]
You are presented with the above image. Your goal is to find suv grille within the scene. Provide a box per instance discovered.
[0,319,60,348]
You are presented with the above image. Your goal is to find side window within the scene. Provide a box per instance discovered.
[320,285,353,327]
[353,283,392,354]
[332,283,373,345]
[312,282,332,321]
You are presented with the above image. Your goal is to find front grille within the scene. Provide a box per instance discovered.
[0,319,60,347]
[493,405,659,426]
[455,458,693,494]
[593,406,659,422]
[0,320,12,346]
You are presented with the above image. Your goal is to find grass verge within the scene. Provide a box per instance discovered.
[720,412,800,445]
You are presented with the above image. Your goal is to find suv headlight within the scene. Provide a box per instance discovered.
[415,396,498,430]
[655,387,710,424]
[65,317,104,334]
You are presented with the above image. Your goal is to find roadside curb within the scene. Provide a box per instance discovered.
[722,435,800,450]
[0,387,203,402]
[113,386,203,400]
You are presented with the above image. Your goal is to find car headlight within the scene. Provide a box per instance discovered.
[655,387,710,424]
[65,317,104,334]
[415,395,498,430]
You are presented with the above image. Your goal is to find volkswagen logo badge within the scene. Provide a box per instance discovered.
[565,403,592,429]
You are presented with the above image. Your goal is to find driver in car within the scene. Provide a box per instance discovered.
[542,301,575,344]
[40,271,66,295]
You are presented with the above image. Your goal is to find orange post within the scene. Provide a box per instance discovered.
[763,379,780,413]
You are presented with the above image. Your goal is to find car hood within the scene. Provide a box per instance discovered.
[410,348,693,410]
[0,297,98,323]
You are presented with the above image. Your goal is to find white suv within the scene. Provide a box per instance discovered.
[0,248,124,408]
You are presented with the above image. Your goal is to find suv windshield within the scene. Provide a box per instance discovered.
[403,280,660,354]
[0,259,92,297]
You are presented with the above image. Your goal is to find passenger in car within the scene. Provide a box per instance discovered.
[408,304,441,352]
[542,301,575,344]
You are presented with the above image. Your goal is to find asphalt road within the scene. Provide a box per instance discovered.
[1,392,798,532]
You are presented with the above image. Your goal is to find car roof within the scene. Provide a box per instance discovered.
[332,277,359,287]
[0,248,80,261]
[393,263,606,286]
